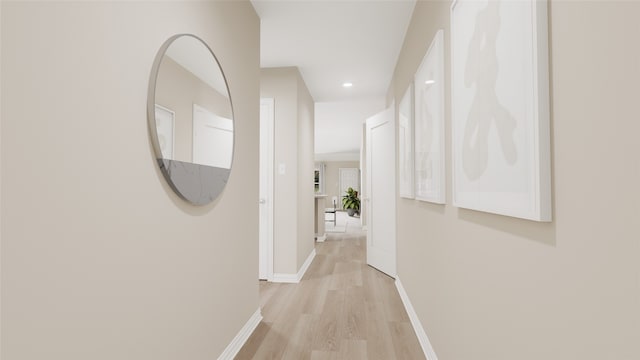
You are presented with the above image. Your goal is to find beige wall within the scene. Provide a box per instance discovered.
[296,73,315,268]
[391,1,640,359]
[1,2,260,359]
[320,161,360,209]
[261,68,298,274]
[261,67,315,275]
[155,56,232,163]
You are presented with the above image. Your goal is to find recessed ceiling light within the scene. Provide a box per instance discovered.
[425,80,436,85]
[342,82,353,88]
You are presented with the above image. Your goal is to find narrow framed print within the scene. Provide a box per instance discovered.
[414,30,445,204]
[399,84,414,199]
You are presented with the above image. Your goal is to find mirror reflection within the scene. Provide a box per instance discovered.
[148,34,234,205]
[154,35,233,167]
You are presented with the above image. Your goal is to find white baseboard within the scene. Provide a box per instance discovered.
[297,248,316,280]
[217,308,262,360]
[316,234,327,242]
[271,272,298,283]
[395,277,438,360]
[272,248,316,283]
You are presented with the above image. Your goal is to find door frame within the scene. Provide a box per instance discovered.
[259,98,275,281]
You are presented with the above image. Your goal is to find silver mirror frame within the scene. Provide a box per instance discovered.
[147,34,235,206]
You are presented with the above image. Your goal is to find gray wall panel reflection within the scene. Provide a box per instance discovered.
[158,159,231,206]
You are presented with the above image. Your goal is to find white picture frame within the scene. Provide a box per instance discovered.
[399,84,414,199]
[154,104,175,160]
[451,0,551,221]
[414,30,446,204]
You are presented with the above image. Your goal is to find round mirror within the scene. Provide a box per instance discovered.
[148,34,234,205]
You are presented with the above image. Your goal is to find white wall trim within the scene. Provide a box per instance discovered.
[271,272,299,283]
[217,308,262,360]
[272,248,316,283]
[395,277,438,360]
[297,248,316,280]
[315,151,360,162]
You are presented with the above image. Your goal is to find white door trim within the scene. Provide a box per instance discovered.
[259,98,275,281]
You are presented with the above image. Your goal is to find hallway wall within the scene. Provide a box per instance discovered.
[390,1,640,359]
[1,2,260,359]
[261,67,315,275]
[296,73,315,270]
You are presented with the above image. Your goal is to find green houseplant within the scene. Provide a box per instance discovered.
[342,187,360,217]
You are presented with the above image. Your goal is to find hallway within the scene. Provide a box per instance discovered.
[236,218,424,359]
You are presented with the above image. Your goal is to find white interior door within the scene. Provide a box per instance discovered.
[366,106,396,278]
[259,98,275,280]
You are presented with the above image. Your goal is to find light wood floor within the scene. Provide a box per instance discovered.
[236,227,425,360]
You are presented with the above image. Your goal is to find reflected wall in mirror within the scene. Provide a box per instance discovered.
[148,34,234,205]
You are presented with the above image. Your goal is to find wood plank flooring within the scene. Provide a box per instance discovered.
[236,227,425,360]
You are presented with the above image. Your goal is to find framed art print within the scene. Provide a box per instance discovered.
[451,0,551,221]
[399,84,414,199]
[414,30,445,204]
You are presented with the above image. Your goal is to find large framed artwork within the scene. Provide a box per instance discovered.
[451,0,551,221]
[414,30,445,204]
[399,84,414,199]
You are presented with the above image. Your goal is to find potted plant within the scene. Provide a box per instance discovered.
[342,187,360,217]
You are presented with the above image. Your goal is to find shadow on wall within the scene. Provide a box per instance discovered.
[457,208,556,247]
[413,200,446,215]
[406,196,556,246]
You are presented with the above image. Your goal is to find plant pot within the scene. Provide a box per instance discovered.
[347,208,356,217]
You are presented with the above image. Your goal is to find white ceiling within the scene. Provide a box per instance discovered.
[251,0,416,157]
[315,98,385,157]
